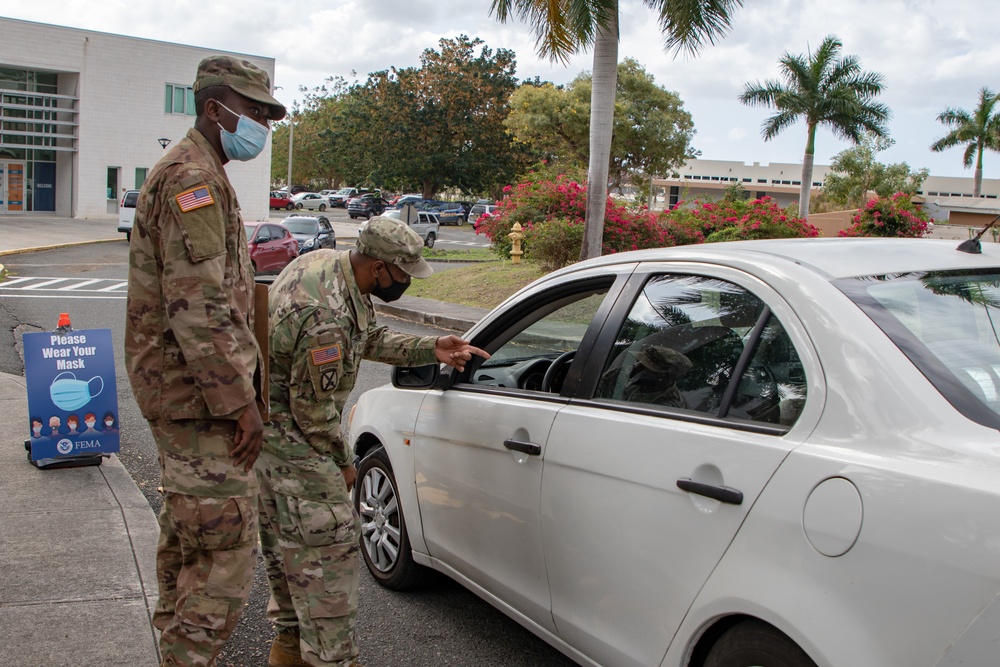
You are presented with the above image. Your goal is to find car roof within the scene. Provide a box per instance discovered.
[554,238,1000,282]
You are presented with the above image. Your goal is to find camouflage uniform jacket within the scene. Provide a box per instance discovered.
[261,249,438,502]
[125,127,260,421]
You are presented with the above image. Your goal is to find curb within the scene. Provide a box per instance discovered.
[0,237,123,258]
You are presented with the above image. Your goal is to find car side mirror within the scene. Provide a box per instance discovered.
[392,364,439,389]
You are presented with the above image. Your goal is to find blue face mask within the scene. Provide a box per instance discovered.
[49,372,104,412]
[217,102,269,162]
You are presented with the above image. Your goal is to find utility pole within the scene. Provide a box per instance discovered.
[286,113,294,194]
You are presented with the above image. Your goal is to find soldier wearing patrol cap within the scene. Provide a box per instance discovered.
[125,55,285,666]
[259,217,489,667]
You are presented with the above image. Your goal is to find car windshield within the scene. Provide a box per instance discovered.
[838,269,1000,428]
[336,188,354,195]
[283,220,319,234]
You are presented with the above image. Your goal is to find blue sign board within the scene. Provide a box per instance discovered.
[23,328,120,461]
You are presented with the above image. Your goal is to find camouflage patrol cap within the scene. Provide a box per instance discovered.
[635,345,692,378]
[193,55,287,121]
[357,216,433,278]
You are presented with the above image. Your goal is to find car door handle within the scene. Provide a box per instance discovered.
[676,478,743,505]
[503,439,541,456]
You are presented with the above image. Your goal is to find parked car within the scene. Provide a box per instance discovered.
[347,194,390,219]
[428,201,467,225]
[270,191,293,210]
[367,207,439,247]
[390,194,426,209]
[388,193,421,207]
[118,189,139,240]
[290,192,329,211]
[469,199,496,220]
[280,214,336,254]
[472,205,498,231]
[244,222,298,274]
[350,237,1000,667]
[329,187,379,207]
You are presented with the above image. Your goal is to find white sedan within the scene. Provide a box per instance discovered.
[350,237,1000,667]
[290,192,328,211]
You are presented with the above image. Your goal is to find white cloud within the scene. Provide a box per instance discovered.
[1,0,997,177]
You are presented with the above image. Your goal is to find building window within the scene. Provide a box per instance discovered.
[164,84,195,116]
[669,186,679,208]
[135,167,148,189]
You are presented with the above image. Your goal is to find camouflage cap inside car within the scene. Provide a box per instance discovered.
[356,216,433,278]
[193,55,287,121]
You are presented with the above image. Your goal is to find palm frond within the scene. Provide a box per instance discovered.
[650,0,743,55]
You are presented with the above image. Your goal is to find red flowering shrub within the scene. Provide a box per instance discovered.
[839,193,930,238]
[526,218,585,270]
[701,197,819,242]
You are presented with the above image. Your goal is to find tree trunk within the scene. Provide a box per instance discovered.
[798,123,817,219]
[975,146,984,197]
[580,3,619,261]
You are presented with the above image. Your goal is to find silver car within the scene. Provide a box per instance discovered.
[350,237,1000,667]
[365,208,440,247]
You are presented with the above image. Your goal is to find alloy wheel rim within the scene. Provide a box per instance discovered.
[359,467,402,573]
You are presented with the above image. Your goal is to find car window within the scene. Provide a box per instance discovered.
[123,191,139,207]
[255,227,270,242]
[837,269,1000,429]
[594,274,806,427]
[319,220,332,232]
[283,219,319,235]
[468,287,610,393]
[270,226,287,239]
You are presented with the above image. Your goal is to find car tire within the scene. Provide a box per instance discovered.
[349,215,356,219]
[286,203,294,211]
[425,233,435,248]
[125,232,131,242]
[319,204,327,211]
[354,447,428,591]
[295,203,303,210]
[704,620,817,667]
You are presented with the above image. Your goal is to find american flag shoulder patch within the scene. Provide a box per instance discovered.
[311,344,342,366]
[175,185,215,213]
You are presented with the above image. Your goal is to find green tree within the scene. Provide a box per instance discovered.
[739,35,890,219]
[824,134,929,209]
[329,36,531,198]
[270,79,351,190]
[491,0,742,260]
[506,58,695,190]
[930,87,1000,198]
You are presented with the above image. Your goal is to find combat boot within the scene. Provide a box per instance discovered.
[268,630,309,667]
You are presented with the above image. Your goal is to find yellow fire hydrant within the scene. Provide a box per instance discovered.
[508,222,525,264]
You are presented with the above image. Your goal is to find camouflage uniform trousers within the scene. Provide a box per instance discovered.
[150,419,259,667]
[258,467,361,667]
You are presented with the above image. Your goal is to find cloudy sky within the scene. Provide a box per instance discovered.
[3,0,998,178]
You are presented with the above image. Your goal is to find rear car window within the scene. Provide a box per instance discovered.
[838,269,1000,428]
[123,191,140,208]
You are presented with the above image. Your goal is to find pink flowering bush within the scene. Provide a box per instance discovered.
[839,193,930,238]
[527,218,585,270]
[700,197,820,242]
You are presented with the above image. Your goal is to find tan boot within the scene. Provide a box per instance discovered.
[268,630,309,667]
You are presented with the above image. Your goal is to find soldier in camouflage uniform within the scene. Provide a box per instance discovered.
[259,217,488,667]
[125,55,285,667]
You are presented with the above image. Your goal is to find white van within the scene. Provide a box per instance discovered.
[118,190,140,240]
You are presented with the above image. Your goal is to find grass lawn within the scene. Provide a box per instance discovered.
[422,247,497,262]
[408,260,547,309]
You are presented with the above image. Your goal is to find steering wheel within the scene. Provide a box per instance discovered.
[541,350,577,393]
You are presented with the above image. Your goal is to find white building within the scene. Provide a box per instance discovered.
[0,17,276,220]
[655,158,1000,223]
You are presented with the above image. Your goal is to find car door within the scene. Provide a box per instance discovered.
[411,267,631,633]
[539,265,821,667]
[318,219,334,249]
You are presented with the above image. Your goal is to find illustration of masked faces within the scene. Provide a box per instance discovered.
[49,373,103,412]
[31,420,42,438]
[104,417,114,429]
[85,415,96,430]
[49,416,60,433]
[67,416,79,433]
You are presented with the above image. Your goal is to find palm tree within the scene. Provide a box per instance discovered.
[930,87,1000,198]
[739,35,890,219]
[491,0,742,260]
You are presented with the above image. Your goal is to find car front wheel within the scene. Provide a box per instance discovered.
[424,233,435,248]
[295,203,303,210]
[704,620,817,667]
[354,447,427,591]
[319,204,327,211]
[285,203,294,211]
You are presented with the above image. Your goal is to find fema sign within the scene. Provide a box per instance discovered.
[23,328,120,461]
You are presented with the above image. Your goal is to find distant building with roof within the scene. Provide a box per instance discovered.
[0,17,276,220]
[653,159,1000,226]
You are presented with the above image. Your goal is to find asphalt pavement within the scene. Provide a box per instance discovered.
[0,215,487,666]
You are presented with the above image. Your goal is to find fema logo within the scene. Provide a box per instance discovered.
[56,439,74,455]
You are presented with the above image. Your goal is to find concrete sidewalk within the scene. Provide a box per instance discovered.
[0,215,487,666]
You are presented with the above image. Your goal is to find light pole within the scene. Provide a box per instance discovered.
[157,137,171,150]
[286,113,294,194]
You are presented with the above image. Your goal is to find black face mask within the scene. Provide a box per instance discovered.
[371,265,410,303]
